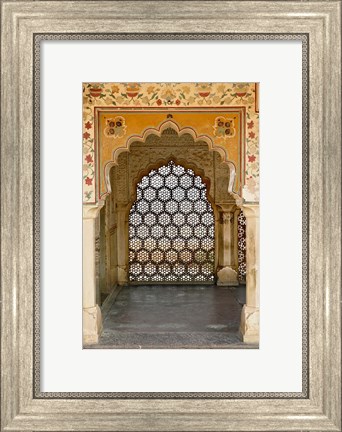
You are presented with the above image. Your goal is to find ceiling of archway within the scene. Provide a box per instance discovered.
[82,82,259,204]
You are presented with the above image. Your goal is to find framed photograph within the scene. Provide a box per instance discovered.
[1,1,341,431]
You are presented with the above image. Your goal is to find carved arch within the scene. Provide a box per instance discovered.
[102,119,239,200]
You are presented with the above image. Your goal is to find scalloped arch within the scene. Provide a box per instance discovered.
[103,119,239,200]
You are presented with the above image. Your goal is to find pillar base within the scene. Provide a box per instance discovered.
[239,305,259,343]
[83,305,103,345]
[217,266,239,286]
[117,266,128,285]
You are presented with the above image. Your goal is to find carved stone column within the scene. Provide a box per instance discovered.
[116,204,129,285]
[83,203,104,345]
[216,203,239,286]
[239,203,259,343]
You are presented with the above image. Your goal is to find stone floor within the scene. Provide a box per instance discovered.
[87,284,257,349]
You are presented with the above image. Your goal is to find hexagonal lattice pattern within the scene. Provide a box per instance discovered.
[237,210,247,282]
[129,161,215,282]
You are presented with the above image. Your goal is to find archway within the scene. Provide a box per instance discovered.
[129,160,215,283]
[108,129,239,287]
[83,128,258,346]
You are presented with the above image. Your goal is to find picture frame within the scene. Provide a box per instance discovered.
[1,1,341,431]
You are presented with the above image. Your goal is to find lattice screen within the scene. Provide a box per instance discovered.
[237,210,247,283]
[129,161,215,283]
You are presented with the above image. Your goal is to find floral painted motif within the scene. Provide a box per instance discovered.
[195,83,213,102]
[104,116,127,138]
[213,116,236,139]
[230,83,255,105]
[245,108,259,201]
[83,82,259,203]
[83,109,95,201]
[160,85,177,105]
[125,83,141,100]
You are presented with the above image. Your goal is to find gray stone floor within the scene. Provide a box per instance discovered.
[87,284,257,349]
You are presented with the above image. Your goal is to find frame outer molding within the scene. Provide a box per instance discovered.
[1,1,341,431]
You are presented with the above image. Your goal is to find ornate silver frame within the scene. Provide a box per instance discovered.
[1,1,341,431]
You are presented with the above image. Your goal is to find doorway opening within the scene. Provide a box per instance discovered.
[86,128,255,348]
[129,161,215,283]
